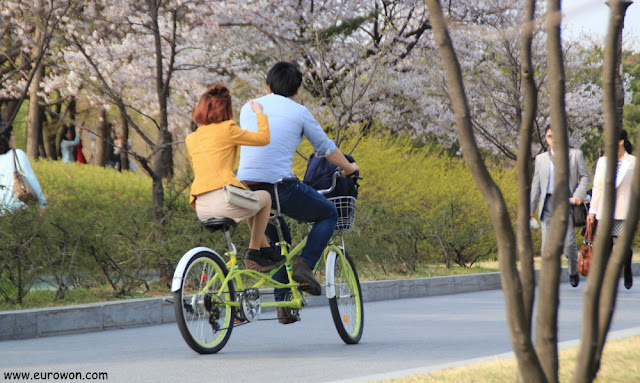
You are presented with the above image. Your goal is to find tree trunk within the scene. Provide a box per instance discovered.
[517,0,539,337]
[1,101,20,124]
[146,0,172,222]
[573,1,636,381]
[26,83,43,159]
[162,130,173,180]
[592,1,635,377]
[534,2,570,381]
[46,133,58,160]
[120,110,130,171]
[422,0,547,380]
[26,0,46,159]
[95,109,108,167]
[26,66,44,159]
[36,106,46,158]
[152,128,167,223]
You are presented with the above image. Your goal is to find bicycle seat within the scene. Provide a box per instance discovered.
[201,218,238,233]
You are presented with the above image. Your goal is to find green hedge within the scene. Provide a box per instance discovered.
[1,137,521,306]
[337,136,518,269]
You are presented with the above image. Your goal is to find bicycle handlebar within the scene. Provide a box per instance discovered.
[316,168,361,195]
[269,169,361,243]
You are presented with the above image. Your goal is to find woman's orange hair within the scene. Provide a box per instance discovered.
[192,84,233,125]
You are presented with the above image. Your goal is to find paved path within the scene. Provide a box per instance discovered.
[2,280,639,383]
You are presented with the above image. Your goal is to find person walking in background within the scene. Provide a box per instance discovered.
[60,126,81,163]
[587,129,636,289]
[236,61,360,323]
[185,83,279,272]
[530,125,590,287]
[106,124,118,168]
[0,123,47,214]
[113,133,124,171]
[74,133,87,164]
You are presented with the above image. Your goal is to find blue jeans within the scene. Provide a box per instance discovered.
[251,181,337,300]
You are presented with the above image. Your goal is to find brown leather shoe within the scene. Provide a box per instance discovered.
[292,261,322,295]
[277,307,299,324]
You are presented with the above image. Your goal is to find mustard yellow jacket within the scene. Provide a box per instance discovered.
[186,114,269,208]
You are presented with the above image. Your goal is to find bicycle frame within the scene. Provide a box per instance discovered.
[226,236,309,310]
[174,240,349,311]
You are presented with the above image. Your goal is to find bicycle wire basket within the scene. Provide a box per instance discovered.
[329,196,356,233]
[306,196,356,234]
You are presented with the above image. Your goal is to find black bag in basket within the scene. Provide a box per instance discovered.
[303,153,358,231]
[303,153,358,199]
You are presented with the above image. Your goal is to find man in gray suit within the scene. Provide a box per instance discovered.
[530,125,590,287]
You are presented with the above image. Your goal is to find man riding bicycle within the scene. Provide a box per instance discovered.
[237,62,359,317]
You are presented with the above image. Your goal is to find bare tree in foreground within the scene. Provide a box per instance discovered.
[424,0,640,381]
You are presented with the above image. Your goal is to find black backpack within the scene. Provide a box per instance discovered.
[302,153,358,199]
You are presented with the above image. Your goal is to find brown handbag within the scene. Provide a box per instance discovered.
[578,221,593,277]
[13,150,38,204]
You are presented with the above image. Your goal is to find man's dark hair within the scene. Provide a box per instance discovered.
[266,62,302,97]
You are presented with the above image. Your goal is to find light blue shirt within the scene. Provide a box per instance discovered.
[61,134,80,163]
[237,93,337,183]
[0,149,47,212]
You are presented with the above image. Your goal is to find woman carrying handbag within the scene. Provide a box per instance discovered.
[587,129,635,289]
[186,84,283,272]
[0,123,47,215]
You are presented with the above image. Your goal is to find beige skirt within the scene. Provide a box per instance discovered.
[195,188,261,223]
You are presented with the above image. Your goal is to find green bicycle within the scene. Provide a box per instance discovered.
[171,170,364,354]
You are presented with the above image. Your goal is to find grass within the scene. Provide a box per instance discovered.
[0,256,614,311]
[357,260,499,282]
[383,335,640,382]
[0,283,169,311]
[0,260,501,311]
[2,256,635,311]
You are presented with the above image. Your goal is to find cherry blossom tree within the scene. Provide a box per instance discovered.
[393,0,606,160]
[5,0,612,167]
[425,0,639,381]
[0,0,76,156]
[51,0,258,222]
[227,0,606,160]
[4,0,626,223]
[217,0,432,154]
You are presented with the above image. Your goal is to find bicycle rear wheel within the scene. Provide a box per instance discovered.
[327,250,364,344]
[173,251,235,354]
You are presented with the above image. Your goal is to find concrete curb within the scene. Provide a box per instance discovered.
[1,264,638,341]
[0,297,176,340]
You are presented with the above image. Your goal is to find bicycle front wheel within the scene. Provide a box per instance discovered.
[327,250,364,344]
[173,251,235,354]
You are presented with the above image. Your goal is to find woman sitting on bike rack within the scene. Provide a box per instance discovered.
[186,83,284,272]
